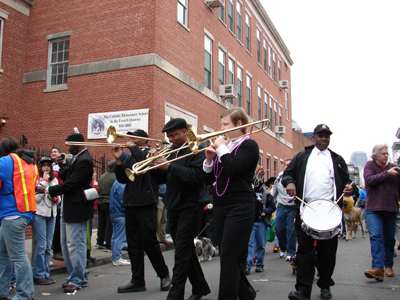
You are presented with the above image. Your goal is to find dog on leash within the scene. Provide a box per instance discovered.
[194,237,215,262]
[342,197,365,241]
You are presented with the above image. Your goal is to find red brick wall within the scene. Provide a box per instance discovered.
[292,129,314,157]
[2,0,294,176]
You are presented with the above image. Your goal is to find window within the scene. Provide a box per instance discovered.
[258,152,263,166]
[0,12,7,72]
[263,39,268,73]
[228,0,234,32]
[266,156,270,179]
[219,0,225,23]
[204,35,212,89]
[281,160,284,173]
[269,97,273,131]
[285,90,289,120]
[237,66,243,107]
[279,106,282,125]
[47,38,69,88]
[245,13,250,52]
[228,57,235,105]
[274,158,277,177]
[256,28,261,64]
[236,1,242,43]
[246,75,251,116]
[258,86,262,120]
[273,51,276,82]
[177,0,188,26]
[268,45,272,75]
[264,92,268,120]
[218,48,225,86]
[274,101,277,127]
[278,58,281,81]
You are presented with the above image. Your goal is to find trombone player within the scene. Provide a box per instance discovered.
[111,129,170,294]
[148,118,210,300]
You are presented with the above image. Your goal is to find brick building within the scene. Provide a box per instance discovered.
[1,0,294,179]
[292,129,314,157]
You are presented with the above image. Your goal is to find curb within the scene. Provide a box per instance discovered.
[49,243,175,276]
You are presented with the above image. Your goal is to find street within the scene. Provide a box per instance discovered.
[20,232,399,300]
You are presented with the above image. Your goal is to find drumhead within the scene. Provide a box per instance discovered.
[301,199,342,231]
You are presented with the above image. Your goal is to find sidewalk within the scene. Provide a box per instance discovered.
[25,229,175,275]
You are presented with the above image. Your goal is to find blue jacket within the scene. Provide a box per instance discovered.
[109,180,126,217]
[0,153,35,223]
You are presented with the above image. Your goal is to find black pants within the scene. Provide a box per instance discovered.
[213,201,255,300]
[125,205,169,286]
[52,206,62,254]
[167,206,210,300]
[295,210,338,296]
[97,203,112,247]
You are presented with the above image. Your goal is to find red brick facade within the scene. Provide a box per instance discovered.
[1,0,294,177]
[292,129,314,157]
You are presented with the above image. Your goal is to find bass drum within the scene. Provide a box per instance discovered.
[300,199,342,240]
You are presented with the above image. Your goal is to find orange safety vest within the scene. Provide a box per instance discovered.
[10,153,38,213]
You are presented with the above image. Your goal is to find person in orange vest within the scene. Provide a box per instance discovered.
[0,136,38,300]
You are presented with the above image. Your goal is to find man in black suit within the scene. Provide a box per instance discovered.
[111,129,170,293]
[151,118,210,300]
[38,133,94,293]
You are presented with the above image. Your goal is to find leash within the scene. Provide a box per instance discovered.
[196,218,213,239]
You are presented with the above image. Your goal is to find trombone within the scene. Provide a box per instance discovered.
[65,126,164,149]
[125,118,270,181]
[107,126,164,150]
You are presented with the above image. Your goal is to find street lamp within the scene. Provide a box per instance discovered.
[0,115,9,128]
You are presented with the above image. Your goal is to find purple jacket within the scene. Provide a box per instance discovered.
[364,160,400,212]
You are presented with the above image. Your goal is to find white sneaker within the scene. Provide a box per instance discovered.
[286,256,292,261]
[279,251,285,258]
[49,261,54,267]
[112,258,130,266]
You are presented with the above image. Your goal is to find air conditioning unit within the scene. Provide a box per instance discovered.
[205,0,224,8]
[275,126,286,134]
[279,80,289,89]
[219,84,238,98]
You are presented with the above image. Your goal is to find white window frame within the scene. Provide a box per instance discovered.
[256,28,261,65]
[246,74,251,116]
[228,0,234,32]
[245,12,251,52]
[236,1,242,43]
[257,85,262,120]
[0,9,9,73]
[219,0,225,23]
[218,48,225,86]
[237,65,243,107]
[45,33,71,92]
[204,34,213,90]
[177,0,188,27]
[285,90,289,120]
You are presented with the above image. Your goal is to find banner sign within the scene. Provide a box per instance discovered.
[87,109,149,139]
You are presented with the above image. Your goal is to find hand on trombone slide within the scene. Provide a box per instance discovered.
[146,148,170,171]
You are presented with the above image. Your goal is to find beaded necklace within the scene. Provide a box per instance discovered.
[214,136,249,197]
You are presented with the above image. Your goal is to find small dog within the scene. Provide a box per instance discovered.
[194,237,215,262]
[342,197,365,241]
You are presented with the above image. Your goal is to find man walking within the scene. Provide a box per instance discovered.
[282,124,354,300]
[151,118,210,300]
[273,158,297,261]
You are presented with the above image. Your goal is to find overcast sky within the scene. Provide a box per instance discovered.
[260,0,400,164]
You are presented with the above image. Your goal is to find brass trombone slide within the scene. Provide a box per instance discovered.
[107,126,163,149]
[65,141,132,148]
[125,118,270,181]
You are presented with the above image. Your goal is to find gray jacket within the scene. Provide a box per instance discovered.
[273,172,295,206]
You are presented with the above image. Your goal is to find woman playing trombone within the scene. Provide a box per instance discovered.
[203,107,258,300]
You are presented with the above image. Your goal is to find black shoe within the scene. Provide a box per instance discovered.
[160,275,170,291]
[288,290,311,300]
[246,268,251,275]
[320,288,332,299]
[255,266,264,272]
[117,282,146,293]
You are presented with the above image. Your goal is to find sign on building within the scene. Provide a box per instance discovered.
[87,109,149,139]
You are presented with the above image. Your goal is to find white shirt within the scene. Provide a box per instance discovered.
[303,147,336,202]
[203,137,248,173]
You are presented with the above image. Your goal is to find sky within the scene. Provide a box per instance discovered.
[259,0,400,164]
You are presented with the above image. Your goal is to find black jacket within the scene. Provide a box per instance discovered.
[115,146,161,207]
[282,145,352,208]
[49,149,94,223]
[159,143,208,212]
[204,139,259,206]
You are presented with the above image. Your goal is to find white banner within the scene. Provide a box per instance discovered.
[87,109,149,139]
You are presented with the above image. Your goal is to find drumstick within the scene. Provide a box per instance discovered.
[328,181,355,213]
[295,196,317,212]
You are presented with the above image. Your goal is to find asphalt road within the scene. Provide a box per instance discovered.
[18,231,400,300]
